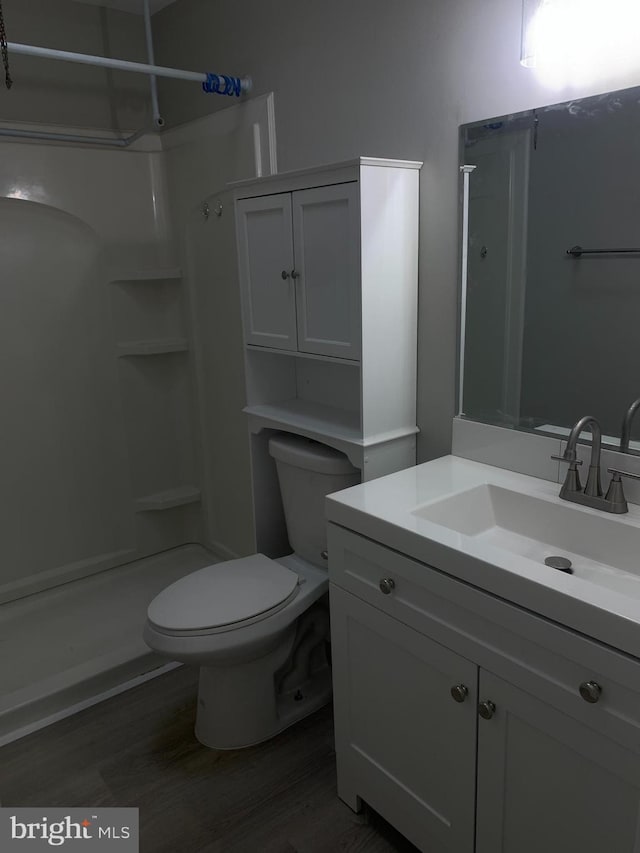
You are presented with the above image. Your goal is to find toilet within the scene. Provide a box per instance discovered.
[143,433,360,749]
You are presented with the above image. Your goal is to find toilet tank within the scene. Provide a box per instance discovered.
[268,434,360,568]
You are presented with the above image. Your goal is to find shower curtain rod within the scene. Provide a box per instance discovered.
[0,36,251,147]
[7,42,251,91]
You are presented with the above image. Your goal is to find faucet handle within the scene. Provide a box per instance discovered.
[604,468,634,513]
[607,467,640,481]
[554,454,583,495]
[551,454,583,465]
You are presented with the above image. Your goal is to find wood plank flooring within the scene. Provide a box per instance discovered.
[0,665,419,852]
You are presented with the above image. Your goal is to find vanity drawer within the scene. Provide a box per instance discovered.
[328,523,640,751]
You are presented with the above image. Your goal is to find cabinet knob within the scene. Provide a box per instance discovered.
[579,680,602,703]
[291,269,301,279]
[478,700,496,720]
[450,684,469,703]
[379,578,395,595]
[281,270,290,280]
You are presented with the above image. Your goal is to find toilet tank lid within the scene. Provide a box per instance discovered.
[147,555,299,632]
[268,434,358,475]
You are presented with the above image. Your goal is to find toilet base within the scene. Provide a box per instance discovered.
[195,608,332,749]
[195,667,333,750]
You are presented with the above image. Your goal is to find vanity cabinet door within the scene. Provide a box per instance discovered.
[291,183,361,360]
[236,193,297,351]
[330,585,478,853]
[476,670,640,853]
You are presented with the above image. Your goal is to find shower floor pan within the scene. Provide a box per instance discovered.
[0,544,217,746]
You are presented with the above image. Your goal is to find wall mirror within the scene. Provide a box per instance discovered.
[459,84,640,450]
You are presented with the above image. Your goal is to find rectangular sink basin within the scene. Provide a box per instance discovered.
[412,484,640,597]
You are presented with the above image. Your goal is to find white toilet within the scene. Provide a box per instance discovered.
[143,433,360,749]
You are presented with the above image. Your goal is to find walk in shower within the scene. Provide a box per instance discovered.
[0,36,275,740]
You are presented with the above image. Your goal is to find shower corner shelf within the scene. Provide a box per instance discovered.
[117,338,189,357]
[135,485,201,512]
[109,267,183,284]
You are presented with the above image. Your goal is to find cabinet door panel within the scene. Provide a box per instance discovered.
[236,194,297,350]
[476,670,640,853]
[331,585,477,853]
[292,183,361,359]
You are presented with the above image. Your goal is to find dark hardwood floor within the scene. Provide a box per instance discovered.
[0,666,419,852]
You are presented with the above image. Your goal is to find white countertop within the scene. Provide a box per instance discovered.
[326,455,640,659]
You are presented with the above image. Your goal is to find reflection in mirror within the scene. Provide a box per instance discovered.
[460,85,640,451]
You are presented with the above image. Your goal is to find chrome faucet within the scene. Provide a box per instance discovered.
[620,397,640,454]
[552,415,629,513]
[604,397,640,513]
[552,415,602,499]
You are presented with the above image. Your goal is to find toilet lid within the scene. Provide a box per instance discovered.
[147,554,300,633]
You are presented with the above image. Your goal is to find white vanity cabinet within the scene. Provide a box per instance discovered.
[329,524,640,853]
[236,183,360,360]
[330,585,478,851]
[475,671,640,853]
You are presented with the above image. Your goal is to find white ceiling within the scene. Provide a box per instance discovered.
[72,0,177,13]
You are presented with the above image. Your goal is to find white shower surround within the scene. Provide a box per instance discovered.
[0,130,181,605]
[0,94,277,743]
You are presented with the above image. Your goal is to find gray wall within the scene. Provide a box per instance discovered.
[5,0,640,459]
[153,0,640,460]
[0,0,149,130]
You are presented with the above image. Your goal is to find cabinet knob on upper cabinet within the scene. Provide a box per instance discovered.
[478,700,496,720]
[291,269,301,279]
[379,578,395,595]
[579,681,602,703]
[281,270,290,280]
[450,684,469,703]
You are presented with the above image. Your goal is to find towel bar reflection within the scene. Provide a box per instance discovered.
[567,245,640,258]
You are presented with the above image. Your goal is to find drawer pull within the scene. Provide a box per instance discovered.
[579,680,602,703]
[379,578,395,595]
[478,700,496,720]
[451,684,469,703]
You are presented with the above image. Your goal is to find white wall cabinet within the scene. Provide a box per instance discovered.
[233,158,421,557]
[236,193,297,352]
[237,183,360,359]
[329,524,640,853]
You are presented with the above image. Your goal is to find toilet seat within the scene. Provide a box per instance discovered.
[147,554,300,637]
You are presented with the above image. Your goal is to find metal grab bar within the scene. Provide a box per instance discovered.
[567,245,640,258]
